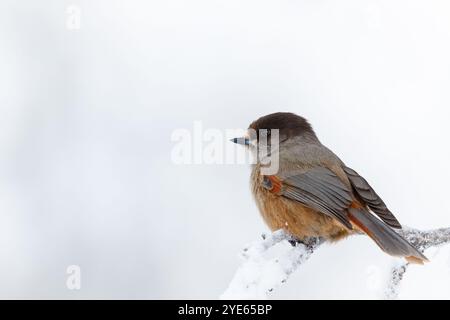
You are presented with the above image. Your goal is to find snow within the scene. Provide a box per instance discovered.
[222,229,450,299]
[221,230,320,299]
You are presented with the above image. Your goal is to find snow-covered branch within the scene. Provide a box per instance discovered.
[220,230,323,299]
[221,226,450,299]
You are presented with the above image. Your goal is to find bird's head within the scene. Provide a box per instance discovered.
[231,112,318,150]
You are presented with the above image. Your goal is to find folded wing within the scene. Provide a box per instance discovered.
[263,167,354,229]
[343,166,401,229]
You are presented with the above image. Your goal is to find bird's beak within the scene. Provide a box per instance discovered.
[230,137,250,146]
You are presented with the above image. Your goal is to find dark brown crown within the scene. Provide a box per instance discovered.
[249,112,316,140]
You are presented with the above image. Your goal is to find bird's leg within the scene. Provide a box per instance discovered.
[289,236,324,250]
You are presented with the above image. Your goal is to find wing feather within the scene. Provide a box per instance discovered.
[343,166,401,229]
[264,167,354,229]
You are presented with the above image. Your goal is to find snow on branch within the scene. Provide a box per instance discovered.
[221,227,450,300]
[220,230,323,299]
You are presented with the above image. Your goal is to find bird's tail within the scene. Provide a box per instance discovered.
[348,208,428,264]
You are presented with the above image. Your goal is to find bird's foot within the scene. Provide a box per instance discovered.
[289,236,324,250]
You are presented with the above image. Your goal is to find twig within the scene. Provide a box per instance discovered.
[384,261,409,300]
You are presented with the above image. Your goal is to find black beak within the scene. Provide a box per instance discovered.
[230,137,250,146]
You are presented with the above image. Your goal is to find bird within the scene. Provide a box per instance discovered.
[231,112,427,264]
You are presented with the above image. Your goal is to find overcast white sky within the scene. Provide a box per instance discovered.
[1,0,450,299]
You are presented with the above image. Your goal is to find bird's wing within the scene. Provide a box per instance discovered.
[262,167,354,229]
[342,166,401,229]
[261,165,426,263]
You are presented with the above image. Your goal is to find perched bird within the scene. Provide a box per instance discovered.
[231,112,427,264]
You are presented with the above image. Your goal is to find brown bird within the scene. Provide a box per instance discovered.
[231,112,427,264]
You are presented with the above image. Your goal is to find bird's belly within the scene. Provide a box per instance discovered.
[254,187,351,241]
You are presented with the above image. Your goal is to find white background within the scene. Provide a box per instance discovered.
[1,0,450,299]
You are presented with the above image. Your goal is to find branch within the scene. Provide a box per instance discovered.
[221,226,450,299]
[220,230,324,299]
